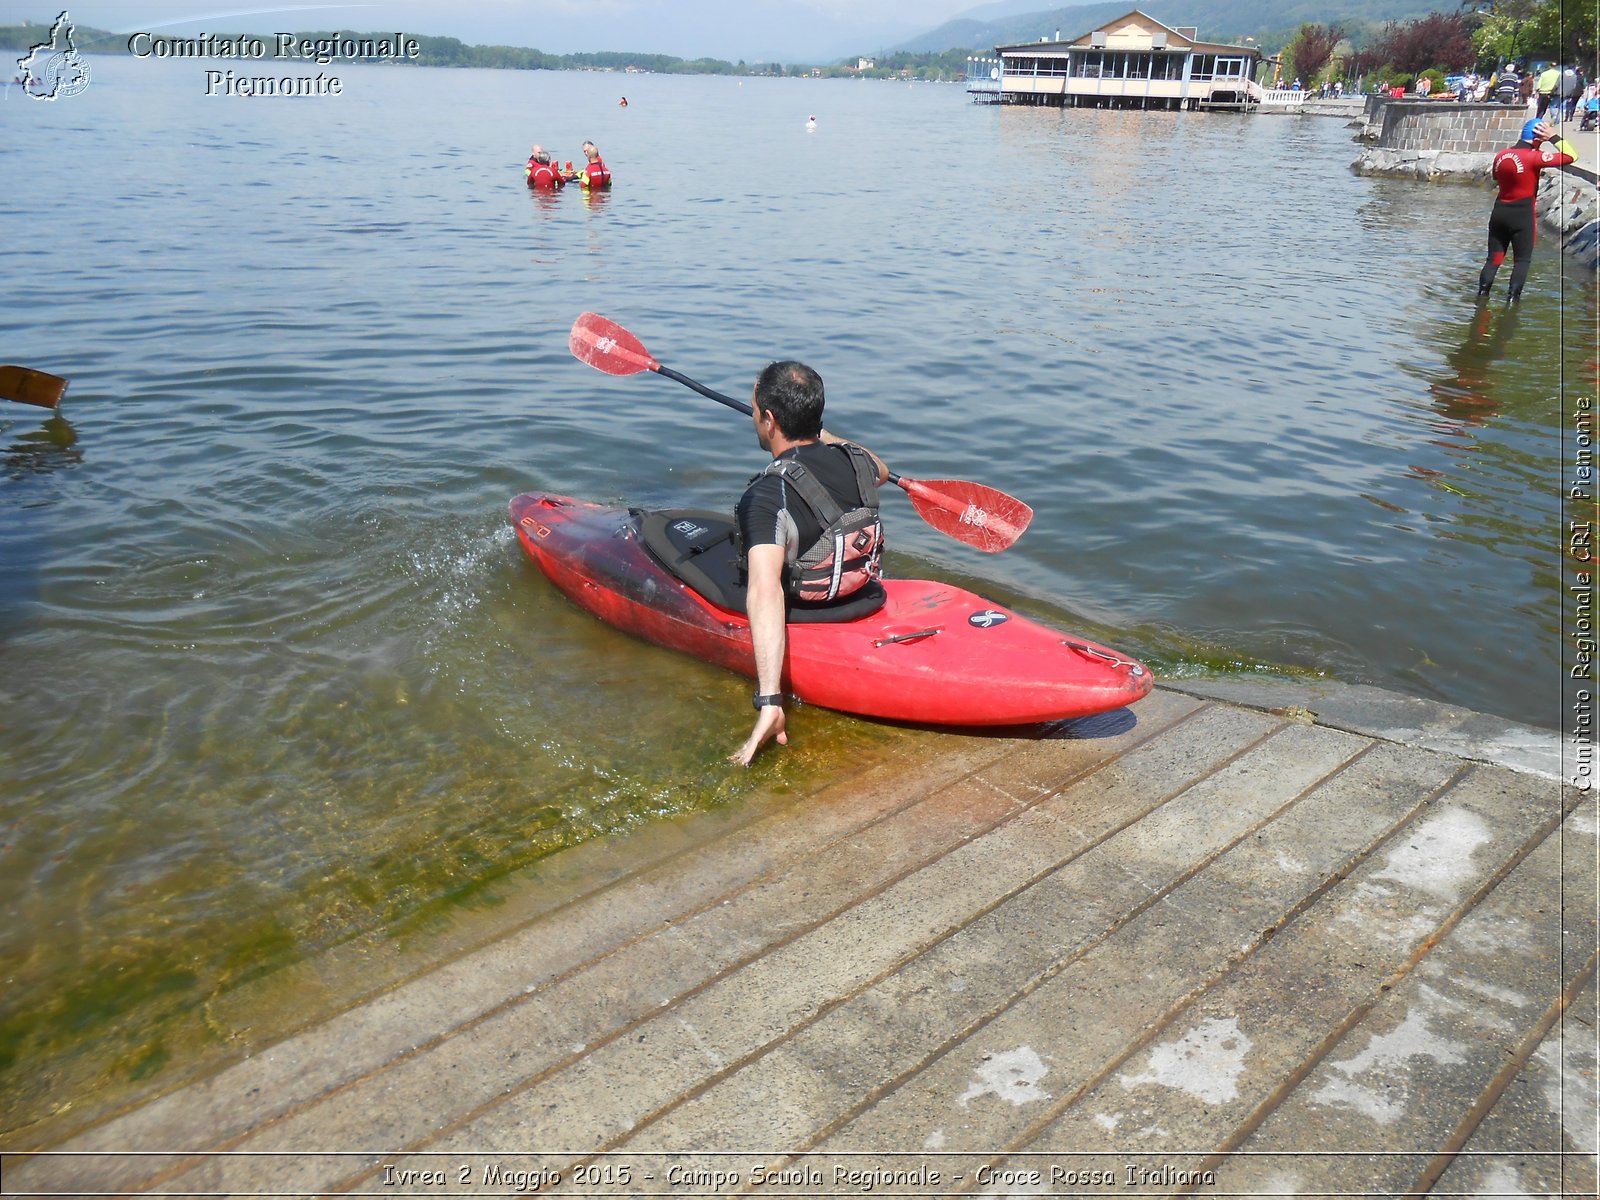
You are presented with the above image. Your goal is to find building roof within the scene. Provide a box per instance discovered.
[995,9,1263,60]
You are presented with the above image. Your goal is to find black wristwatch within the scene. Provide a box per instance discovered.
[753,693,784,710]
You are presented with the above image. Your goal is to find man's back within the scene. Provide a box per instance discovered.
[738,441,874,561]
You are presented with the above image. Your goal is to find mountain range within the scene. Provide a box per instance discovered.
[885,0,1449,55]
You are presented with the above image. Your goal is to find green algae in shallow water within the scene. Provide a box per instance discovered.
[0,690,905,1136]
[0,911,304,1121]
[382,715,903,943]
[126,1043,171,1082]
[1136,637,1332,685]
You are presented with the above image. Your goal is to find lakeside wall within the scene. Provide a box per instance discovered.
[1353,98,1600,273]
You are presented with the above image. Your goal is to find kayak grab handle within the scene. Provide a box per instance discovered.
[874,628,941,648]
[1063,639,1147,676]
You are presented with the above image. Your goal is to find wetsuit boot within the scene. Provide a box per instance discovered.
[1507,286,1523,304]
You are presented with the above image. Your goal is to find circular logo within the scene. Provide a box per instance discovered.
[55,56,91,98]
[37,50,91,99]
[968,609,1009,628]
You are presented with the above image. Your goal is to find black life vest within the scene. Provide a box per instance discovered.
[745,447,884,604]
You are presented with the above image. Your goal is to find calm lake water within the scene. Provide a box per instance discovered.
[0,57,1591,1129]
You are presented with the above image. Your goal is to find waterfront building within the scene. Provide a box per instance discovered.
[968,9,1267,111]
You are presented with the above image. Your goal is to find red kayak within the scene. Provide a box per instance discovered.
[511,492,1153,726]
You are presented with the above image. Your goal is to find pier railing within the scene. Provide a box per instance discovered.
[1256,84,1311,109]
[966,56,1002,99]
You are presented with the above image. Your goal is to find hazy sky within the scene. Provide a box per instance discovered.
[4,1,995,61]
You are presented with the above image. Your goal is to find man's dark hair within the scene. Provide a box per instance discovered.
[754,361,824,440]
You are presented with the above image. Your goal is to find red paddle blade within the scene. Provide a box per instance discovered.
[569,312,660,376]
[897,477,1032,553]
[0,365,68,409]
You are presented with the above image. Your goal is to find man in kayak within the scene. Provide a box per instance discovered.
[1477,118,1579,302]
[578,140,611,190]
[730,361,888,766]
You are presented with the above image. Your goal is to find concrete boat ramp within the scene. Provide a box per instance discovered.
[4,680,1594,1198]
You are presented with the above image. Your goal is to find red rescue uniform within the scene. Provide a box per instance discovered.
[581,157,612,190]
[1491,140,1575,203]
[525,158,564,189]
[1478,136,1577,300]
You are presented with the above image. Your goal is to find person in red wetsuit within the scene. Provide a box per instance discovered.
[524,144,567,190]
[1477,119,1579,301]
[578,141,612,190]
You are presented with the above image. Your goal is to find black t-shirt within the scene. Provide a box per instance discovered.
[736,441,872,562]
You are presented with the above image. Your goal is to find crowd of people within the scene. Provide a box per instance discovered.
[1276,61,1597,124]
[524,141,613,192]
[1447,62,1591,119]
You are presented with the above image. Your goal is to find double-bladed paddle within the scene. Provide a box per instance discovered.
[0,365,68,409]
[568,312,1031,553]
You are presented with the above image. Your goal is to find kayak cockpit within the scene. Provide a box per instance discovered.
[636,508,886,624]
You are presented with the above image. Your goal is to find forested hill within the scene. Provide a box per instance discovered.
[0,24,751,73]
[897,0,1445,54]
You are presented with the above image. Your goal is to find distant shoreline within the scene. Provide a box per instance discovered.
[0,22,979,80]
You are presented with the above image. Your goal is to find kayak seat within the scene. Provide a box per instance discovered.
[638,509,886,624]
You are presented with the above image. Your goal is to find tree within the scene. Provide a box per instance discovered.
[1347,41,1384,81]
[1369,12,1476,74]
[1471,11,1528,68]
[1285,22,1345,83]
[1521,0,1597,67]
[1462,0,1595,71]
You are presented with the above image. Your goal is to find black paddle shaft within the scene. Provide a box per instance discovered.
[655,365,751,417]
